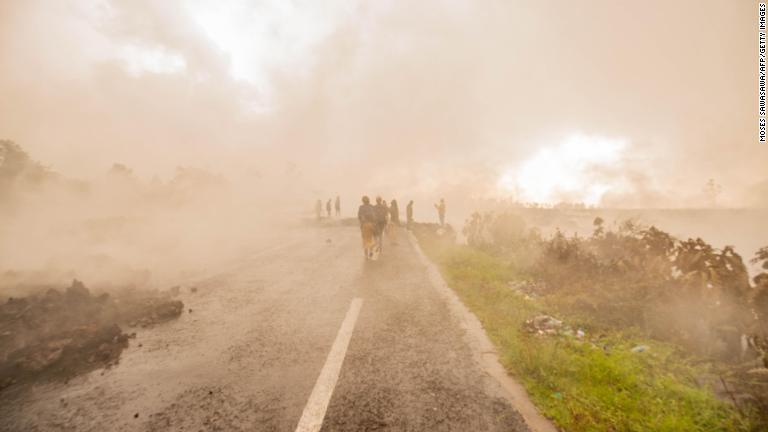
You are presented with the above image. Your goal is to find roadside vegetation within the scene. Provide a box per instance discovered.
[413,214,768,432]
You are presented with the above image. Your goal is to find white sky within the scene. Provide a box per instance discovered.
[185,0,358,87]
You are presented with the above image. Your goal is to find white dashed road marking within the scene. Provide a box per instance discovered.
[294,297,363,432]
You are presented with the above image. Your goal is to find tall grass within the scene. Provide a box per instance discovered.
[418,236,755,431]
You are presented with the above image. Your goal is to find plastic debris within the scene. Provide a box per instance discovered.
[523,315,563,335]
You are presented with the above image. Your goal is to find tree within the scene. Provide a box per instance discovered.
[703,178,722,207]
[0,140,54,193]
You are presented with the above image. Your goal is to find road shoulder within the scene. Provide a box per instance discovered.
[407,231,558,432]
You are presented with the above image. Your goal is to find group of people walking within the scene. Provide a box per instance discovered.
[356,196,445,260]
[356,196,409,260]
[313,195,447,260]
[315,196,341,219]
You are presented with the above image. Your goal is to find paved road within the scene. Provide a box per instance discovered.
[0,224,531,431]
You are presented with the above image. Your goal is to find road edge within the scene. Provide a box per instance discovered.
[407,231,559,432]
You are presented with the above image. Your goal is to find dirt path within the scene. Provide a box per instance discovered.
[0,224,538,431]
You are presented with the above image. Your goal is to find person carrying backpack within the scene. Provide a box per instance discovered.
[373,196,389,256]
[357,196,376,259]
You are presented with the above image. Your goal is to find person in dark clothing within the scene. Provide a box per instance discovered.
[406,200,414,228]
[326,199,332,217]
[389,199,400,245]
[373,196,389,256]
[434,198,446,226]
[389,199,400,225]
[334,195,341,217]
[357,196,376,259]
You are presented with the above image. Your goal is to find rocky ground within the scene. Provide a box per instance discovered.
[0,280,184,391]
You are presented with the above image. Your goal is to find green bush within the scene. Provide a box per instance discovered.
[415,216,768,431]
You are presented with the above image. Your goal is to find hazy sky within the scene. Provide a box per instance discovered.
[1,0,765,207]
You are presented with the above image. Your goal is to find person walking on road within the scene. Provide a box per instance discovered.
[389,199,400,225]
[373,196,389,257]
[326,199,332,218]
[434,198,446,226]
[315,199,322,221]
[334,195,341,217]
[358,196,376,259]
[406,200,414,228]
[389,199,400,245]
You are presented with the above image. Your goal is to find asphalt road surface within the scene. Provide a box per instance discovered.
[0,223,538,431]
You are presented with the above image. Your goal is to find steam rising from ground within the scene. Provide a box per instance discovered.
[1,0,767,287]
[0,150,300,290]
[1,0,765,203]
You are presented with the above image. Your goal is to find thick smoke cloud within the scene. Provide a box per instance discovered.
[294,0,765,208]
[1,0,767,233]
[1,0,766,291]
[1,0,765,208]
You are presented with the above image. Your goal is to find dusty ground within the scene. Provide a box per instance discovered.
[0,224,531,431]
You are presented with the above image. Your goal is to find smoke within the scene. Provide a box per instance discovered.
[0,0,766,287]
[2,0,765,198]
[262,0,765,208]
